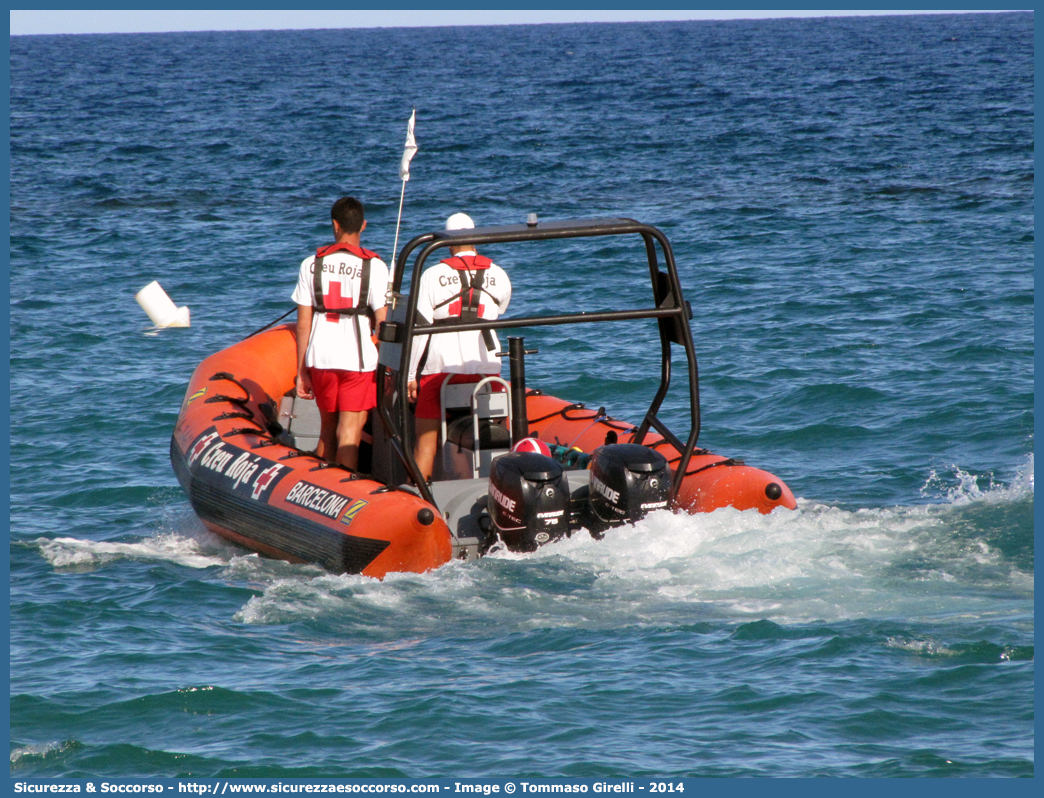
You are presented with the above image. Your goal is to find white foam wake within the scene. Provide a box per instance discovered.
[921,453,1033,505]
[35,532,227,570]
[9,740,76,766]
[232,459,1033,629]
[35,458,1032,629]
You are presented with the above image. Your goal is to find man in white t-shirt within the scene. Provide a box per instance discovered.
[291,196,389,471]
[408,212,512,481]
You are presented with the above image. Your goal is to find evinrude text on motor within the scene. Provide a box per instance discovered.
[585,444,671,536]
[488,451,571,552]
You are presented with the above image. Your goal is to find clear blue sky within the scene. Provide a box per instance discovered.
[9,10,993,36]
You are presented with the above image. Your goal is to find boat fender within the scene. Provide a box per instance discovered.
[136,280,190,328]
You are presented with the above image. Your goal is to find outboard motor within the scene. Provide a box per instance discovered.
[488,452,571,552]
[587,444,671,532]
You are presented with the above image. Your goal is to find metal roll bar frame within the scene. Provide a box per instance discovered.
[375,217,701,510]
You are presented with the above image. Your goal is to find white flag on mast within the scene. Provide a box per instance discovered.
[399,109,418,182]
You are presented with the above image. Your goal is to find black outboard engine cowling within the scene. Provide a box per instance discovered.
[488,452,570,552]
[588,444,671,531]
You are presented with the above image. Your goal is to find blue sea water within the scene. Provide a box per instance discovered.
[8,13,1033,778]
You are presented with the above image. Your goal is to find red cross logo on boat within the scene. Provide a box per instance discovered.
[187,431,220,467]
[323,282,353,323]
[251,463,285,500]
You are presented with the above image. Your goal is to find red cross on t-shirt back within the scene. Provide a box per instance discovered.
[448,298,487,317]
[448,283,486,319]
[322,281,354,323]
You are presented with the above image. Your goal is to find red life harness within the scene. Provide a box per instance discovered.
[431,255,501,351]
[316,242,379,261]
[311,241,380,366]
[442,254,492,271]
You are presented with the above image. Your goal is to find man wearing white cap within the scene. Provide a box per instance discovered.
[408,212,512,481]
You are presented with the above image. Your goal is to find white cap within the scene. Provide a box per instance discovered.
[445,212,475,231]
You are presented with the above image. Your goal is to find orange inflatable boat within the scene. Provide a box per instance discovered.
[171,217,795,578]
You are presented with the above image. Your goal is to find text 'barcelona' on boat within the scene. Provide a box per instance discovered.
[171,217,797,578]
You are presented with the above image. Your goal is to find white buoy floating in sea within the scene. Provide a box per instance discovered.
[135,280,190,328]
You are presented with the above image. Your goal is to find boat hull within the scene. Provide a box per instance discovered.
[171,326,453,579]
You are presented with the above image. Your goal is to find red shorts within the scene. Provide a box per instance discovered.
[415,373,502,419]
[309,368,377,413]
